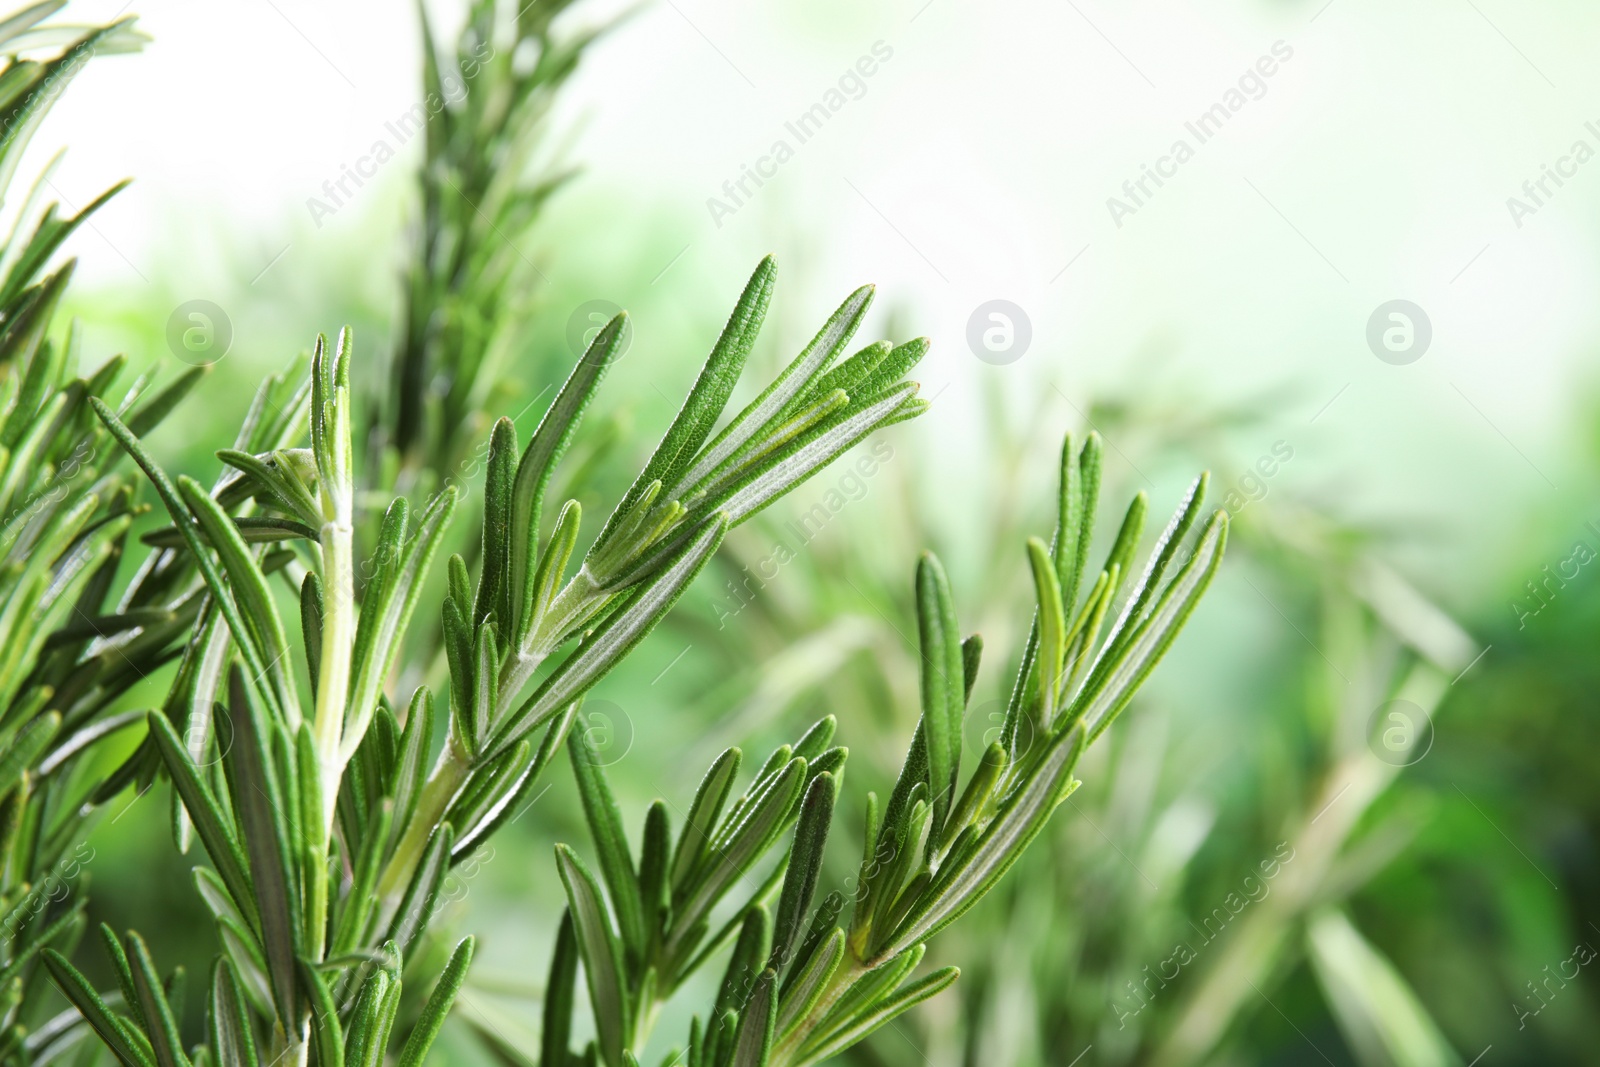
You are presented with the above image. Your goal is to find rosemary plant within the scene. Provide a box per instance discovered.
[0,5,267,1062]
[43,257,929,1064]
[385,0,605,479]
[541,432,1229,1067]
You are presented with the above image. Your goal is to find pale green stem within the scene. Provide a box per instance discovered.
[375,735,473,912]
[493,567,602,723]
[314,512,353,834]
[375,565,608,913]
[769,957,870,1067]
[313,345,356,837]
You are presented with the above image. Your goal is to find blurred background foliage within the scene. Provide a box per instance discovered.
[27,0,1600,1063]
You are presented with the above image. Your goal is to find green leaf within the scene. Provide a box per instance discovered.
[1056,432,1100,615]
[344,486,457,762]
[691,383,917,532]
[295,725,328,960]
[638,800,671,930]
[332,804,390,960]
[465,620,499,756]
[178,476,300,725]
[797,965,958,1064]
[669,757,806,964]
[555,844,631,1067]
[568,715,645,965]
[397,935,475,1066]
[670,282,873,498]
[387,688,434,862]
[714,907,771,1029]
[214,448,320,527]
[1074,511,1228,742]
[782,887,845,1002]
[443,598,472,744]
[41,948,155,1067]
[802,340,890,402]
[1027,537,1066,730]
[877,727,1086,959]
[476,416,517,628]
[775,927,844,1040]
[488,516,727,759]
[857,731,928,953]
[510,315,626,639]
[790,717,836,764]
[1103,490,1148,592]
[715,745,792,852]
[1091,473,1209,682]
[939,743,1007,855]
[125,932,190,1067]
[522,498,580,646]
[299,959,345,1067]
[672,747,741,893]
[124,366,205,438]
[220,670,299,1028]
[0,710,57,799]
[342,967,396,1067]
[959,635,982,706]
[144,714,255,939]
[90,399,289,724]
[857,337,928,398]
[914,553,963,841]
[98,924,142,1033]
[769,772,835,974]
[600,257,774,550]
[541,912,579,1067]
[207,958,260,1067]
[845,792,882,957]
[727,969,777,1067]
[36,708,142,778]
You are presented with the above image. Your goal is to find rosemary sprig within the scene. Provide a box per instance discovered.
[46,254,928,1064]
[541,432,1229,1067]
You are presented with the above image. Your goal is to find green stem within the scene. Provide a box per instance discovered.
[374,568,605,915]
[494,568,602,719]
[376,738,473,908]
[313,514,354,833]
[769,957,869,1067]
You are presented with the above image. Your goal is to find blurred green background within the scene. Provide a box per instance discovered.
[33,0,1600,1063]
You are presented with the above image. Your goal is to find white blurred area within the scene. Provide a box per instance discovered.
[30,0,1600,606]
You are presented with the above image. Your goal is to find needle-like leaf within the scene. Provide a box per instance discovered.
[397,935,475,1066]
[569,714,645,965]
[915,554,963,840]
[556,844,631,1067]
[769,771,836,975]
[489,516,727,759]
[510,315,626,639]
